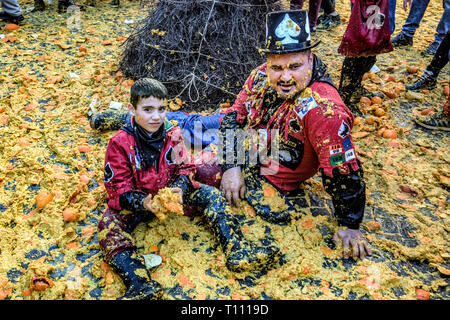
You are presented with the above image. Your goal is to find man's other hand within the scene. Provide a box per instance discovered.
[220,166,245,207]
[333,228,372,260]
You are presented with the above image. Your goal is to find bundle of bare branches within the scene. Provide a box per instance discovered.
[119,0,281,111]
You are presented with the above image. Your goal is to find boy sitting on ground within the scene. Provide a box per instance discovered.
[97,78,280,300]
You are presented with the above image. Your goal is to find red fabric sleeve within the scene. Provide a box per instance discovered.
[302,85,361,178]
[104,136,136,211]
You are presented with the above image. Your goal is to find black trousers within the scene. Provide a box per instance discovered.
[338,55,377,105]
[427,31,450,76]
[321,0,335,14]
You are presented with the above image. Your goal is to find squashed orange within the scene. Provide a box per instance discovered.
[35,190,53,208]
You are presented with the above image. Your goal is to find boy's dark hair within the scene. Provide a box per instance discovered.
[130,78,168,108]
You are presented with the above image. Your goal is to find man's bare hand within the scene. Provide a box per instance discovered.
[333,228,372,260]
[220,166,245,207]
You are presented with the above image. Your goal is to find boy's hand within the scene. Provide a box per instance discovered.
[143,194,158,214]
[171,187,183,204]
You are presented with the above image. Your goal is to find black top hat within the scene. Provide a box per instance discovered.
[262,10,320,54]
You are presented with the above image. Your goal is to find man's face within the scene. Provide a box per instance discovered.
[128,96,167,133]
[267,51,314,99]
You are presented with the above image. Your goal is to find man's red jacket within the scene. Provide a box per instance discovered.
[219,55,366,229]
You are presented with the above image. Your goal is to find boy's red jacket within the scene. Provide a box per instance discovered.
[104,119,195,211]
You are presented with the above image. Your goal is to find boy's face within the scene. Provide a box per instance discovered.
[128,96,167,133]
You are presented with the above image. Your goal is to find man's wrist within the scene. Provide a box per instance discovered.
[220,163,239,173]
[338,221,360,230]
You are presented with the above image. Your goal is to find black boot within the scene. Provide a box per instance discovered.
[208,208,281,272]
[0,11,25,24]
[89,109,129,131]
[58,0,76,13]
[32,0,46,11]
[110,0,120,7]
[317,14,341,30]
[422,41,440,56]
[406,70,437,91]
[109,249,163,300]
[243,166,293,225]
[193,185,281,272]
[391,32,413,47]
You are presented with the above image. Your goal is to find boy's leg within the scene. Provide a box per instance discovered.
[242,166,296,225]
[98,208,162,300]
[108,248,162,300]
[185,184,281,272]
[98,208,137,262]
